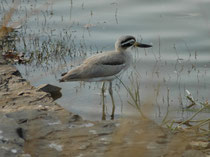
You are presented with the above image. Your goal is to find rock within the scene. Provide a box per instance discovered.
[37,84,62,100]
[37,84,61,93]
[69,114,82,122]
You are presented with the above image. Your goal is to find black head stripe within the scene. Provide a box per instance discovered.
[121,36,135,43]
[121,38,136,48]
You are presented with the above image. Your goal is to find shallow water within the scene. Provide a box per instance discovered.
[2,0,210,121]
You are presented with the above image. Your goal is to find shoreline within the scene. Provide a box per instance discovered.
[0,57,209,157]
[0,58,118,156]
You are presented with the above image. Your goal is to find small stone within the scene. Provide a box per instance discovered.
[18,91,24,96]
[190,141,210,149]
[84,123,94,127]
[99,137,111,145]
[156,138,168,144]
[20,154,31,157]
[1,146,9,150]
[157,132,167,138]
[69,114,82,122]
[48,121,61,126]
[37,84,62,100]
[182,149,205,157]
[78,143,90,150]
[49,143,63,152]
[11,149,17,153]
[37,84,61,93]
[146,142,157,149]
[100,137,107,141]
[115,123,120,127]
[69,122,94,128]
[89,130,97,134]
[17,91,31,96]
[75,154,84,157]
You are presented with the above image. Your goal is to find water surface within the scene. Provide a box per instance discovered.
[1,0,209,121]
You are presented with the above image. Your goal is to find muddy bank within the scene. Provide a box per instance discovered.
[0,57,209,157]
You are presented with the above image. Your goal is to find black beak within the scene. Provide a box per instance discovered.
[134,42,152,48]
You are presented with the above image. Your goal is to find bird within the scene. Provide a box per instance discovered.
[59,35,152,120]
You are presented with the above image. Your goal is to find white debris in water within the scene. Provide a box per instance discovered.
[185,89,191,95]
[0,135,3,140]
[48,121,61,126]
[185,89,194,100]
[49,143,63,152]
[69,123,94,128]
[11,149,17,153]
[89,130,97,134]
[0,130,3,134]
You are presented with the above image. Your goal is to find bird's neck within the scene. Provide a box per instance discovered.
[115,48,132,63]
[115,47,127,53]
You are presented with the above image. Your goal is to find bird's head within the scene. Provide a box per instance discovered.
[115,35,152,51]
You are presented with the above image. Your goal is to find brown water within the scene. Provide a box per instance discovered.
[1,0,210,121]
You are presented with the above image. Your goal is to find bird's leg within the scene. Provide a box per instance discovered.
[109,81,115,120]
[101,81,106,120]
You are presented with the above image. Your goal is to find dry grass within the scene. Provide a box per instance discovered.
[0,0,54,40]
[0,0,20,39]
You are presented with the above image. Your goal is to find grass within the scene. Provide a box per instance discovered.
[117,76,146,118]
[119,74,210,134]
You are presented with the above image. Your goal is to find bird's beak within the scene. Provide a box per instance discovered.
[133,42,152,48]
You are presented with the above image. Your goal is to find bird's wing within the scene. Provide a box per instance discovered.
[83,51,125,65]
[60,52,127,81]
[81,62,127,79]
[82,52,127,77]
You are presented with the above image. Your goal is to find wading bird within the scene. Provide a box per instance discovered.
[59,35,152,120]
